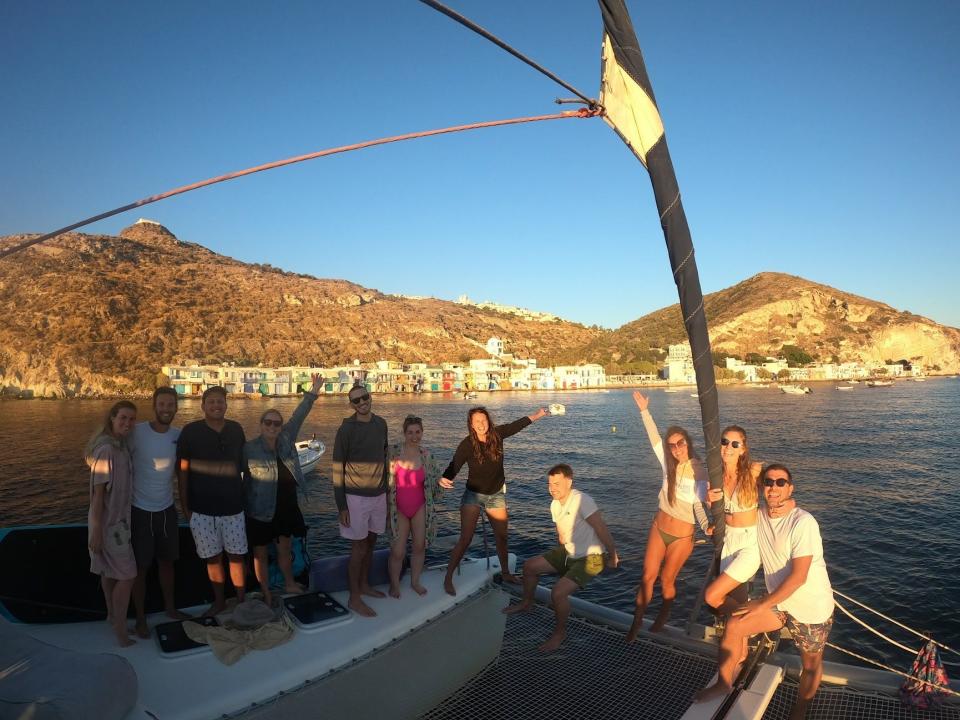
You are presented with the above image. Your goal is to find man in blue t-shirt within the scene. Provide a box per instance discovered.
[177,386,247,616]
[130,387,191,637]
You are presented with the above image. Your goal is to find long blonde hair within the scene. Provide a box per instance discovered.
[84,400,136,465]
[722,424,757,508]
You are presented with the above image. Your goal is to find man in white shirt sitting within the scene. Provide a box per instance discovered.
[696,463,834,720]
[503,463,619,652]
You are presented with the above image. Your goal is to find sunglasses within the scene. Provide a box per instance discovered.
[405,415,422,424]
[667,438,687,450]
[350,393,371,405]
[262,418,282,428]
[763,477,791,487]
[720,437,743,449]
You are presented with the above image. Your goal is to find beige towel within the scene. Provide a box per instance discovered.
[182,612,295,666]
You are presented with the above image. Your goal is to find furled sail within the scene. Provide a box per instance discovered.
[597,0,725,546]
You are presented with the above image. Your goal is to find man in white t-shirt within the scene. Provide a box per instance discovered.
[130,387,190,637]
[696,464,834,719]
[503,464,619,652]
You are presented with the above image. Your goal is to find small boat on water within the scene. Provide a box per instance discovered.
[866,380,894,388]
[780,385,812,395]
[836,385,855,391]
[294,436,325,475]
[463,391,478,400]
[663,388,680,393]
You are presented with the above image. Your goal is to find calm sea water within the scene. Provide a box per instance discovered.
[2,380,958,669]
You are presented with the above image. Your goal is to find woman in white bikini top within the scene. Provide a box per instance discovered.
[703,425,762,615]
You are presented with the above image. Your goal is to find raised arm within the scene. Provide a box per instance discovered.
[633,391,664,463]
[497,409,545,440]
[284,373,323,439]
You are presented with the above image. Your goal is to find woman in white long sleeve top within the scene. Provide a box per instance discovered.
[627,391,711,641]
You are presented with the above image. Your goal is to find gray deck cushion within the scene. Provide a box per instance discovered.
[0,617,137,720]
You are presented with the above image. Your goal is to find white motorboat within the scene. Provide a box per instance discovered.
[294,437,325,475]
[779,385,811,395]
[866,380,894,388]
[836,385,854,391]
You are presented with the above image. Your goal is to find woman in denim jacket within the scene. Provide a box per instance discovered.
[244,373,323,605]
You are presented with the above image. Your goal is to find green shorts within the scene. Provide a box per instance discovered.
[541,545,604,588]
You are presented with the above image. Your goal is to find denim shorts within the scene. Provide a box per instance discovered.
[461,488,507,510]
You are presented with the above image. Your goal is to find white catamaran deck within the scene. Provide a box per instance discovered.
[424,602,960,720]
[18,557,509,720]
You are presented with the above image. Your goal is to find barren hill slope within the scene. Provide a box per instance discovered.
[0,223,602,397]
[574,272,960,372]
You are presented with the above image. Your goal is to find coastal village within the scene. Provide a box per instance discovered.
[161,337,924,397]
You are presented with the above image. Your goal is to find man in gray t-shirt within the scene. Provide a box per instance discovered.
[130,387,191,637]
[332,384,388,617]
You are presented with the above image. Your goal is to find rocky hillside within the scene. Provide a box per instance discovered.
[2,226,958,399]
[576,272,960,373]
[0,223,602,397]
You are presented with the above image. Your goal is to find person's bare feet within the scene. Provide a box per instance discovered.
[649,619,666,633]
[411,583,428,596]
[444,576,456,596]
[201,602,227,618]
[502,601,531,615]
[361,585,386,599]
[134,619,150,639]
[693,681,731,704]
[389,585,401,599]
[626,618,643,642]
[538,631,565,652]
[166,609,192,620]
[348,598,377,617]
[113,626,136,647]
[501,572,521,585]
[284,582,306,595]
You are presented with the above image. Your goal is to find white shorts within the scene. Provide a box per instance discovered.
[719,524,760,583]
[339,493,387,541]
[190,511,248,558]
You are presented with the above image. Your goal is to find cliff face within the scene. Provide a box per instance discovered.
[0,225,602,398]
[581,272,960,372]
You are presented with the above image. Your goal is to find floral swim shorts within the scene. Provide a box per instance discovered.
[774,610,834,654]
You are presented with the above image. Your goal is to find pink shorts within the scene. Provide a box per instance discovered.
[340,493,387,540]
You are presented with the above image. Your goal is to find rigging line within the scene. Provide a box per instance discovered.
[833,588,960,658]
[823,642,960,698]
[833,598,917,655]
[418,0,596,108]
[0,109,598,261]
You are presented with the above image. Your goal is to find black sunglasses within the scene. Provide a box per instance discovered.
[262,418,282,428]
[667,438,687,449]
[763,477,791,487]
[350,393,371,405]
[405,415,422,423]
[720,437,742,449]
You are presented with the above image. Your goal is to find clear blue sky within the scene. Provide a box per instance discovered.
[2,1,958,329]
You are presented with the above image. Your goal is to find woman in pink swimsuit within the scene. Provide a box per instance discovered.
[387,415,444,598]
